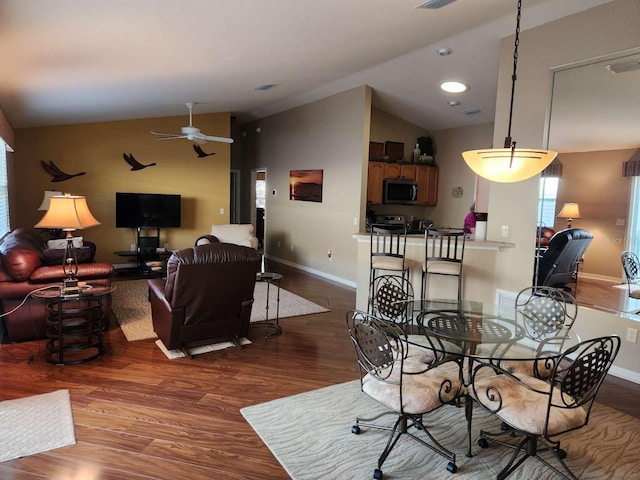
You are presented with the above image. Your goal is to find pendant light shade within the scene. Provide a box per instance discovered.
[462,0,557,183]
[462,146,557,183]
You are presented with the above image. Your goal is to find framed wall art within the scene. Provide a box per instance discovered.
[290,169,323,202]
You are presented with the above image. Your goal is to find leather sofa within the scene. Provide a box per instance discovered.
[148,242,261,352]
[0,228,114,342]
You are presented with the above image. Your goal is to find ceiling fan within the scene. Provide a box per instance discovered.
[151,102,234,144]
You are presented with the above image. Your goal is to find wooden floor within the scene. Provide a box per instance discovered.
[0,263,637,479]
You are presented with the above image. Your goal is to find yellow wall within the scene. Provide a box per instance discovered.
[12,112,231,264]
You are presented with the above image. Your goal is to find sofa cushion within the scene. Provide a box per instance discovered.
[43,246,94,266]
[47,236,83,249]
[0,228,46,281]
[210,224,258,249]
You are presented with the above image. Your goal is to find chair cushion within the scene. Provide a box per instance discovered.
[372,256,404,271]
[424,259,461,275]
[363,360,461,415]
[471,373,587,436]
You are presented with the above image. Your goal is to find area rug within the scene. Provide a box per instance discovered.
[112,279,329,341]
[241,380,640,480]
[155,337,251,359]
[0,390,76,462]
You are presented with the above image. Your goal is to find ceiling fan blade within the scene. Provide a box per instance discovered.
[150,131,187,140]
[201,134,234,144]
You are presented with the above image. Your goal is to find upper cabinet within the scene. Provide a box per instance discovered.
[384,163,416,180]
[366,162,438,206]
[416,165,438,206]
[367,163,385,205]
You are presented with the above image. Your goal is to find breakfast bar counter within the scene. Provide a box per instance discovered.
[353,232,515,311]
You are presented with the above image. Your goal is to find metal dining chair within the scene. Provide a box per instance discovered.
[346,310,462,479]
[422,226,466,301]
[470,335,620,480]
[369,274,414,330]
[621,251,640,298]
[369,224,409,305]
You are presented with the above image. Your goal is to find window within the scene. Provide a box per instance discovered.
[0,139,9,236]
[538,177,559,228]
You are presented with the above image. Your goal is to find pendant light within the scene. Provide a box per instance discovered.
[462,0,557,183]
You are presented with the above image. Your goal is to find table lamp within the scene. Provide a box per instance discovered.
[37,190,63,239]
[35,193,100,291]
[557,202,581,229]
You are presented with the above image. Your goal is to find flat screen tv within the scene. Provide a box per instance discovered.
[115,192,181,228]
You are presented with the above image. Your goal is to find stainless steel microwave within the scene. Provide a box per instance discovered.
[383,179,418,204]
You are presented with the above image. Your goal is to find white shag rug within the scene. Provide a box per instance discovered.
[112,279,329,342]
[0,390,76,462]
[241,380,640,480]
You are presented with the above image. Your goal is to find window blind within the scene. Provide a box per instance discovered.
[0,139,10,236]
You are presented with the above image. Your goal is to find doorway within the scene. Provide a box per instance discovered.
[252,169,266,251]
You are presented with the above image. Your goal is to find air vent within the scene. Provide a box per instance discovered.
[462,108,482,116]
[416,0,457,9]
[605,60,640,74]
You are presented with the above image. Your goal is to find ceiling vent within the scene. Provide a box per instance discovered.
[605,60,640,74]
[416,0,457,9]
[462,108,482,116]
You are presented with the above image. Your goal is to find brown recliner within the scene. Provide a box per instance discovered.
[148,242,262,352]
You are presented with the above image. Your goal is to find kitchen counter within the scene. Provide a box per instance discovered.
[353,232,515,310]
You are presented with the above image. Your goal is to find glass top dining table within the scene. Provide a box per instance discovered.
[391,298,582,457]
[395,298,581,361]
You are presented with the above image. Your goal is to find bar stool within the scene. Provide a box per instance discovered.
[369,224,409,310]
[422,226,466,302]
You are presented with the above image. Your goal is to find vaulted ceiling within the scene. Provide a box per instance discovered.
[0,0,615,132]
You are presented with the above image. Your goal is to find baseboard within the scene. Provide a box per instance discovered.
[265,255,356,289]
[609,365,640,384]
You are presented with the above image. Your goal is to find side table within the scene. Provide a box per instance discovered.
[33,284,115,365]
[255,272,283,337]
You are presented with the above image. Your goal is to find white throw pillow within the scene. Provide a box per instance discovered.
[47,236,83,249]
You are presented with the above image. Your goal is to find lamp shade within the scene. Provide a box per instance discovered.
[557,202,581,220]
[37,190,63,210]
[462,148,557,183]
[35,194,100,231]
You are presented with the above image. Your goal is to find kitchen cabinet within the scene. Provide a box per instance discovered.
[416,165,438,206]
[384,163,416,180]
[367,162,434,205]
[367,162,385,204]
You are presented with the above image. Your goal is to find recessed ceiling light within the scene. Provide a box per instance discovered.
[448,100,461,106]
[255,84,277,91]
[440,81,468,93]
[437,47,453,56]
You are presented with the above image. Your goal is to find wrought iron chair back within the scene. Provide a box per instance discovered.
[370,275,414,327]
[515,286,577,342]
[621,250,640,298]
[422,226,466,301]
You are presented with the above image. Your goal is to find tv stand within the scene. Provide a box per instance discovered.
[137,227,160,254]
[114,227,170,276]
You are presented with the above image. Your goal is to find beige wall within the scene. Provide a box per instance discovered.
[12,112,232,264]
[241,86,371,286]
[555,149,633,280]
[487,0,640,380]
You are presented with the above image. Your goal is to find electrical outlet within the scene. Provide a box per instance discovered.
[328,249,333,261]
[277,241,281,248]
[626,327,638,343]
[501,225,510,238]
[219,207,225,215]
[290,244,294,252]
